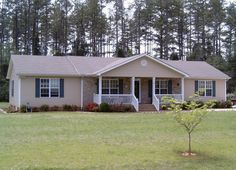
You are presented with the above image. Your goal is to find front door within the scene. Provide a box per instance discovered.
[135,79,141,103]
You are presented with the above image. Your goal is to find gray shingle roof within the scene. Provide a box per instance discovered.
[160,59,230,79]
[8,54,230,79]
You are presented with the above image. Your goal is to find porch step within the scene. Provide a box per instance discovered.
[139,104,157,112]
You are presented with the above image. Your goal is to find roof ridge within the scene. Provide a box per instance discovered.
[66,56,80,75]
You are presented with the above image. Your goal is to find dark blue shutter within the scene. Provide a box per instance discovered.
[148,79,152,97]
[195,80,198,93]
[60,79,64,98]
[35,78,40,98]
[212,80,216,97]
[96,78,99,94]
[119,79,123,94]
[168,80,172,94]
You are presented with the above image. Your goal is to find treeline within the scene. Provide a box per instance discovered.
[0,0,236,101]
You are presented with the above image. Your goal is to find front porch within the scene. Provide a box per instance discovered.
[93,77,184,112]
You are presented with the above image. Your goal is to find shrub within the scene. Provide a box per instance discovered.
[85,103,98,112]
[63,104,73,111]
[124,105,135,112]
[221,100,232,108]
[32,107,39,112]
[51,105,60,111]
[40,104,49,112]
[91,106,99,112]
[196,100,204,108]
[110,104,125,112]
[100,102,110,112]
[7,105,17,113]
[20,105,27,113]
[161,105,168,110]
[71,105,78,111]
[180,101,190,110]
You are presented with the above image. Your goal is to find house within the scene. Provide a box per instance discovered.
[6,54,230,111]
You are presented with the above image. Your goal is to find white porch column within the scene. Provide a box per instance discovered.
[152,77,155,103]
[80,78,84,110]
[98,76,102,104]
[181,77,184,102]
[131,77,135,96]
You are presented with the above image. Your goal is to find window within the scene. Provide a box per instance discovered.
[50,79,60,97]
[198,80,213,97]
[155,80,168,94]
[40,78,60,97]
[102,79,119,94]
[11,80,14,97]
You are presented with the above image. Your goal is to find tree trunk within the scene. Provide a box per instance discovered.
[188,132,191,155]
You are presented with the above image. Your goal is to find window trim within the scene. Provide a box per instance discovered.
[102,79,119,94]
[198,80,213,97]
[155,79,168,94]
[40,78,60,98]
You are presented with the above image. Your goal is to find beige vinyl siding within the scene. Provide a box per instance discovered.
[21,77,81,107]
[102,57,183,78]
[83,77,97,106]
[9,67,20,108]
[184,79,226,101]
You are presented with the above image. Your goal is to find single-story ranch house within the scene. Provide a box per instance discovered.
[7,54,230,111]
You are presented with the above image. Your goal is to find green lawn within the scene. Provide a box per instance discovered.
[0,102,9,110]
[0,110,235,170]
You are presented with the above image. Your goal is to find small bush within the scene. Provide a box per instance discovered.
[40,104,49,112]
[20,105,27,113]
[109,104,135,112]
[32,107,39,112]
[100,102,110,112]
[51,105,60,111]
[71,105,78,111]
[110,104,125,112]
[85,103,98,112]
[161,105,168,110]
[196,100,204,108]
[124,105,135,112]
[7,105,17,113]
[63,104,73,111]
[180,101,190,110]
[221,100,232,108]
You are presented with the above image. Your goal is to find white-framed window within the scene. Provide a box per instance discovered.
[11,80,14,97]
[102,79,119,94]
[198,80,213,97]
[155,80,168,94]
[40,78,60,97]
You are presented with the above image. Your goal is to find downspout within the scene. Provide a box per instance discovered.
[80,77,84,110]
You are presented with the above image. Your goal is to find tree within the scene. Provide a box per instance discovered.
[163,96,211,156]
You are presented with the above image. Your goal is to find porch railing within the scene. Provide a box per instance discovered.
[94,94,133,104]
[131,95,139,112]
[93,93,100,104]
[156,94,183,103]
[152,95,160,111]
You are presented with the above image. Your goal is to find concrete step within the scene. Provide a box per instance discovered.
[139,104,157,112]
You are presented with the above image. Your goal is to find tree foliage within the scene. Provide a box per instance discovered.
[0,0,236,101]
[163,95,213,155]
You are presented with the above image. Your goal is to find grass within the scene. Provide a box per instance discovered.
[0,102,9,110]
[0,108,235,169]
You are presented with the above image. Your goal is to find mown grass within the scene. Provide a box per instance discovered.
[0,102,9,110]
[0,109,235,169]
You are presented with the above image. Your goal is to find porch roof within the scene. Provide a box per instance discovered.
[7,54,230,80]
